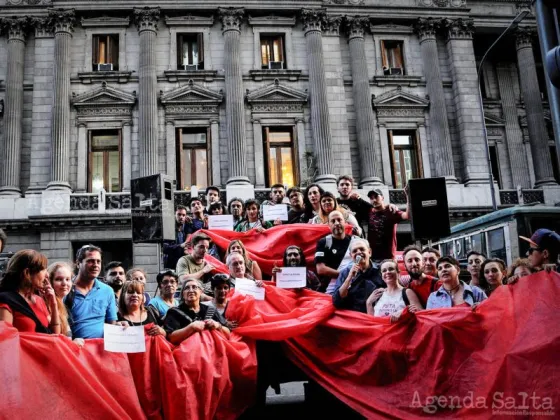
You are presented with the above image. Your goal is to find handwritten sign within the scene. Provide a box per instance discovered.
[275,267,307,289]
[235,278,265,300]
[103,324,146,353]
[208,215,234,231]
[262,204,288,222]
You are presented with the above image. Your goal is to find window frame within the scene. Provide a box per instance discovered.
[176,127,211,190]
[263,126,299,187]
[387,129,423,188]
[260,34,286,69]
[381,40,405,75]
[92,34,119,71]
[177,33,204,70]
[87,129,122,193]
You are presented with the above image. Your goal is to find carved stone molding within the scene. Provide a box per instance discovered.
[323,0,365,4]
[218,8,244,33]
[165,15,214,27]
[133,7,160,33]
[515,27,535,50]
[72,82,136,122]
[442,18,475,40]
[247,79,307,114]
[33,17,53,38]
[0,17,32,42]
[248,15,296,27]
[6,0,51,4]
[372,86,429,122]
[160,79,223,119]
[344,16,369,40]
[416,0,466,7]
[323,15,343,36]
[47,8,76,34]
[81,16,130,28]
[300,8,327,34]
[414,18,438,42]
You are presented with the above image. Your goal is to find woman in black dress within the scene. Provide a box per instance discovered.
[118,280,166,337]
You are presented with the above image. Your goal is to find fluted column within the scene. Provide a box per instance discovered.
[0,17,30,196]
[133,7,160,178]
[251,119,265,188]
[122,122,132,191]
[345,16,382,187]
[210,119,221,185]
[219,8,249,185]
[515,27,556,186]
[76,123,87,192]
[496,63,531,188]
[414,18,456,181]
[301,9,336,184]
[47,9,75,191]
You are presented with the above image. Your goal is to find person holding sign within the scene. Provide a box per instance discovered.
[272,246,320,291]
[163,279,230,345]
[309,192,362,236]
[234,199,278,232]
[226,253,265,288]
[224,240,262,280]
[208,201,228,216]
[118,280,166,337]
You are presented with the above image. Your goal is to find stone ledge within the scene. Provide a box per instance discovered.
[74,71,135,84]
[162,70,219,83]
[248,69,304,82]
[372,75,425,87]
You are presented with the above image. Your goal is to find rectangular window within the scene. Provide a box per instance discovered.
[489,145,502,189]
[381,40,405,75]
[260,34,285,69]
[92,35,119,71]
[177,33,204,70]
[88,130,121,193]
[263,127,297,187]
[388,130,422,188]
[176,128,210,190]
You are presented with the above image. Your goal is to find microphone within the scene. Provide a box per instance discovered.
[355,255,362,265]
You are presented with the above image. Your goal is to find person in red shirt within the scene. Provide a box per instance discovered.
[367,189,409,262]
[0,249,60,334]
[402,245,441,308]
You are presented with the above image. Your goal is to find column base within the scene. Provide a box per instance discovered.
[444,175,460,184]
[25,185,47,195]
[46,181,72,192]
[534,178,558,188]
[315,174,337,184]
[359,177,384,188]
[541,185,560,205]
[226,183,254,202]
[0,186,22,197]
[226,176,251,186]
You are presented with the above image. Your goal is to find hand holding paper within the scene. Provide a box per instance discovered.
[262,204,288,222]
[275,267,307,289]
[235,278,266,300]
[104,324,146,353]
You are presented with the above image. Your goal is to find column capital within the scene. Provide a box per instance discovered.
[414,17,438,42]
[300,8,327,34]
[295,117,305,124]
[344,16,369,40]
[0,17,32,42]
[133,7,160,33]
[47,9,76,34]
[442,17,475,40]
[323,15,343,36]
[250,118,260,124]
[515,27,535,50]
[33,17,54,38]
[218,8,244,33]
[210,118,219,125]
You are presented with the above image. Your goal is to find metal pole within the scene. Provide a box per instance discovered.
[477,10,530,211]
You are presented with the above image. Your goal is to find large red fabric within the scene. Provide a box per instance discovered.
[1,246,558,419]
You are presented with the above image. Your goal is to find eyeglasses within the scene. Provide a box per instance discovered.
[183,285,200,291]
[527,247,542,255]
[161,280,177,286]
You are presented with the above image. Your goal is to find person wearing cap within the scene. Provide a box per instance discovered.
[336,175,373,227]
[520,229,560,272]
[367,188,409,262]
[149,269,179,317]
[310,191,362,236]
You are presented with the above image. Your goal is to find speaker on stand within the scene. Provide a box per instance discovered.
[407,177,451,241]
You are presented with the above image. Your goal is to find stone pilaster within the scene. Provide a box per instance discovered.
[300,9,336,184]
[515,27,556,186]
[496,63,531,188]
[443,18,489,185]
[219,8,249,185]
[414,18,456,181]
[344,16,382,187]
[47,9,75,191]
[133,7,160,178]
[0,17,30,196]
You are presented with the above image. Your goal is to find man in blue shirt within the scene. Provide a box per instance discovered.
[66,245,118,339]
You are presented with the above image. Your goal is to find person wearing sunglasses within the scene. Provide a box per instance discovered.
[163,278,230,345]
[149,270,179,317]
[520,229,560,273]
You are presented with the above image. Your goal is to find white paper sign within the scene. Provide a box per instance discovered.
[235,278,265,300]
[208,215,234,231]
[275,267,307,289]
[262,204,288,222]
[104,324,146,353]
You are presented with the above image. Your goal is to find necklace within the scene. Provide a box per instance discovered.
[125,312,144,326]
[443,283,461,299]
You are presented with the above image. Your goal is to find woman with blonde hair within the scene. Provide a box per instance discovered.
[126,267,152,305]
[224,239,262,280]
[118,280,166,336]
[47,262,73,337]
[309,191,362,235]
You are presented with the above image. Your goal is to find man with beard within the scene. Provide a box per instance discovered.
[259,183,288,223]
[315,211,361,294]
[176,234,215,300]
[65,245,119,338]
[421,247,440,279]
[336,175,372,227]
[286,187,306,224]
[272,245,320,291]
[104,261,126,307]
[403,245,441,308]
[149,269,179,317]
[228,197,245,230]
[163,205,189,269]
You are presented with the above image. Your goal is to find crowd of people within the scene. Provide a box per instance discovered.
[0,175,559,348]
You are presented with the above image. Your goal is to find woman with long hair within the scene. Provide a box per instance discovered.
[309,191,362,235]
[0,250,60,334]
[47,262,73,337]
[118,280,166,336]
[234,199,274,232]
[224,240,262,280]
[479,258,507,297]
[302,184,324,222]
[126,267,152,305]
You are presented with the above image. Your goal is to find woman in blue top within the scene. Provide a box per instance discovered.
[149,269,179,317]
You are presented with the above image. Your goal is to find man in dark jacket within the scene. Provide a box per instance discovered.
[163,205,188,269]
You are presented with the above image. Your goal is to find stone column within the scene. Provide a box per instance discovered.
[414,18,456,181]
[345,16,382,187]
[0,17,30,196]
[219,8,250,185]
[76,123,87,192]
[122,122,132,191]
[295,117,308,183]
[165,120,175,178]
[251,119,265,188]
[496,63,531,188]
[210,119,221,186]
[444,18,490,185]
[133,7,160,178]
[300,9,336,184]
[515,27,556,186]
[47,9,75,191]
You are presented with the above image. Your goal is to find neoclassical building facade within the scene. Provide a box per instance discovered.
[0,0,559,284]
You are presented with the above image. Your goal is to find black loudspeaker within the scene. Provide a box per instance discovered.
[408,177,451,240]
[131,174,175,243]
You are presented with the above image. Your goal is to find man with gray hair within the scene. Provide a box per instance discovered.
[226,252,264,287]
